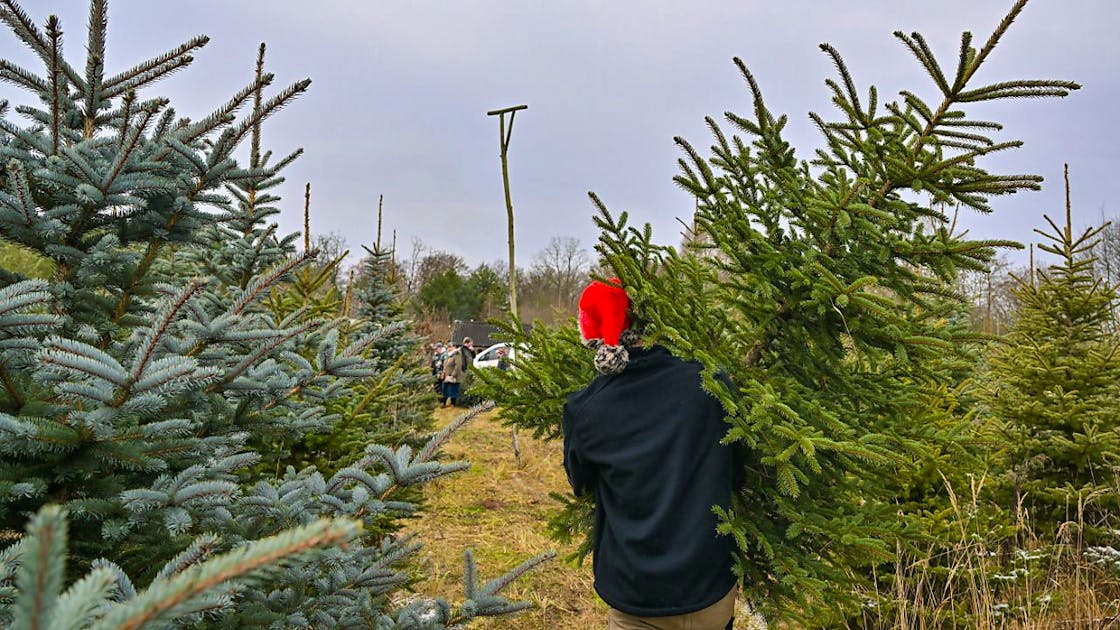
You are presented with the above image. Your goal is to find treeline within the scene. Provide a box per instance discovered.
[961,220,1120,334]
[302,215,1120,344]
[310,232,597,335]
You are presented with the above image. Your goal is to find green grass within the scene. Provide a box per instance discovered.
[0,240,54,278]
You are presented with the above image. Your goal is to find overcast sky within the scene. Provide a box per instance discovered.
[4,1,1118,269]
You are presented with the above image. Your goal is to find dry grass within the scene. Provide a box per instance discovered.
[853,476,1120,630]
[404,406,608,629]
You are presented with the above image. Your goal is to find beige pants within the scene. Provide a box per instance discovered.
[607,585,737,630]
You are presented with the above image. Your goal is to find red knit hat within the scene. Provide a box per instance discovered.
[578,278,631,346]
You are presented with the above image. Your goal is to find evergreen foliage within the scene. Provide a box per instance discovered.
[479,0,1077,623]
[414,263,507,322]
[0,1,545,626]
[983,167,1120,542]
[0,505,361,629]
[275,240,437,479]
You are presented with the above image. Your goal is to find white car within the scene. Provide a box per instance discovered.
[472,342,524,369]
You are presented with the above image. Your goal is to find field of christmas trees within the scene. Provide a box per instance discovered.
[0,0,1117,627]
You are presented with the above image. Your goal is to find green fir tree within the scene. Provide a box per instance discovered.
[478,0,1077,623]
[983,166,1120,543]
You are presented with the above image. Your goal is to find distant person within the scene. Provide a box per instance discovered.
[460,336,476,370]
[430,342,445,379]
[563,279,742,630]
[440,342,465,406]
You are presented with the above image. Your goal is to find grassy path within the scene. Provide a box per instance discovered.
[405,406,607,628]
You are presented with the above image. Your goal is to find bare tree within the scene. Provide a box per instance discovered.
[398,237,428,299]
[1090,211,1120,327]
[956,255,1021,334]
[310,231,349,285]
[530,236,590,311]
[416,251,466,287]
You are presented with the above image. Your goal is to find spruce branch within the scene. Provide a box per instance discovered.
[0,367,23,410]
[952,31,974,93]
[269,147,303,174]
[151,106,175,139]
[819,44,863,120]
[347,404,490,522]
[100,55,195,101]
[957,80,1079,102]
[731,57,768,128]
[156,531,219,578]
[163,137,209,176]
[0,1,84,91]
[107,282,208,407]
[117,90,135,150]
[207,321,315,392]
[930,127,995,147]
[0,0,45,54]
[224,78,311,152]
[174,73,271,148]
[236,224,281,288]
[130,281,205,380]
[896,31,951,97]
[869,1,1075,209]
[249,42,266,172]
[0,59,46,91]
[49,566,115,627]
[11,505,67,630]
[90,518,360,630]
[83,0,107,120]
[959,0,1029,89]
[230,251,313,316]
[415,402,494,465]
[462,549,478,601]
[101,106,155,193]
[39,336,129,388]
[101,34,209,95]
[57,144,102,189]
[109,238,166,327]
[3,160,35,226]
[446,550,555,625]
[45,15,61,154]
[477,551,555,599]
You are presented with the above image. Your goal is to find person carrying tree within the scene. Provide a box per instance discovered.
[563,279,743,630]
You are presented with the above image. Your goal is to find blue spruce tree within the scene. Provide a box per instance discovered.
[0,1,548,626]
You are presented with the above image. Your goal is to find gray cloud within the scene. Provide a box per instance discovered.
[5,1,1116,269]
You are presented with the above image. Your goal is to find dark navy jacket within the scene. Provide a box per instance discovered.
[562,345,740,617]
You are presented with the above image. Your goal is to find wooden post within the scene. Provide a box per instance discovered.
[486,104,527,320]
[487,104,527,467]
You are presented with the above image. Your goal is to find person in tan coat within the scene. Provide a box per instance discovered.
[439,344,465,406]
